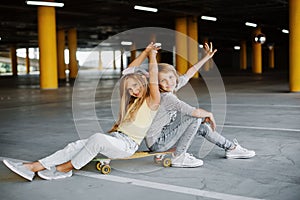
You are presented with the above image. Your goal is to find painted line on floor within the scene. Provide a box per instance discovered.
[0,156,263,199]
[223,125,300,132]
[76,170,264,200]
[198,103,300,108]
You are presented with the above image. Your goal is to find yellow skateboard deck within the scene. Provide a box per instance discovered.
[93,150,174,174]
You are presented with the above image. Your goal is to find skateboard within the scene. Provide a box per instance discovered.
[93,150,174,175]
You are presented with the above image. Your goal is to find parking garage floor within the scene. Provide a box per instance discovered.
[0,69,299,200]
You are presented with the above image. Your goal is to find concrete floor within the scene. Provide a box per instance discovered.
[0,69,299,200]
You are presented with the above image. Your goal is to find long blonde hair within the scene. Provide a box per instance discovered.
[158,63,179,93]
[110,73,149,132]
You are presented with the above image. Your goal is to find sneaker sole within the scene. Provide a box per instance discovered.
[37,171,53,180]
[3,160,34,181]
[171,163,203,168]
[226,153,256,159]
[37,170,72,180]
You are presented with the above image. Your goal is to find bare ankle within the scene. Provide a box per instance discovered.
[24,162,45,172]
[56,161,74,173]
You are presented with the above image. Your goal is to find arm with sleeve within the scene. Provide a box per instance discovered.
[145,92,198,147]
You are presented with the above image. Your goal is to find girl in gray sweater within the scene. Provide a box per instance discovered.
[125,43,255,168]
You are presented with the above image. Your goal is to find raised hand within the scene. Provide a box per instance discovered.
[204,42,217,59]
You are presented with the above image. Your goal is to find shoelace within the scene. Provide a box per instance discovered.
[185,153,197,160]
[232,139,248,152]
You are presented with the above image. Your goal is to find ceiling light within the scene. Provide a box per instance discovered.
[121,41,133,46]
[234,46,240,50]
[134,5,158,12]
[201,16,217,21]
[26,1,64,7]
[254,34,266,44]
[245,22,257,27]
[282,29,289,34]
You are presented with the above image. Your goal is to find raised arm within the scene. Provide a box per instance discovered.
[185,42,217,80]
[147,48,160,111]
[123,42,157,75]
[128,43,156,67]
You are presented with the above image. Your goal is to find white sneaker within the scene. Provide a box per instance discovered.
[37,167,72,180]
[3,159,35,181]
[226,139,256,159]
[171,153,203,168]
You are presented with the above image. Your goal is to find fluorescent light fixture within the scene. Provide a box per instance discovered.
[282,29,289,34]
[134,5,158,12]
[245,22,257,27]
[234,46,240,50]
[99,43,111,46]
[121,41,133,46]
[26,1,64,7]
[201,16,217,21]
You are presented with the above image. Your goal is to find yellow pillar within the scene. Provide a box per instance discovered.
[175,17,188,75]
[26,48,30,74]
[252,27,262,74]
[289,0,300,92]
[203,37,210,71]
[268,45,275,69]
[68,28,78,79]
[57,29,66,80]
[240,40,247,70]
[10,46,17,76]
[188,16,199,78]
[38,6,58,89]
[130,43,136,63]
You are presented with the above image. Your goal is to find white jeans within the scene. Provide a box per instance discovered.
[39,132,138,170]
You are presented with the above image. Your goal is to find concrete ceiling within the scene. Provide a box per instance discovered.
[0,0,289,51]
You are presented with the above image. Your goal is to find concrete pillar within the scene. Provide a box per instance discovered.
[57,29,66,80]
[113,50,116,70]
[10,46,17,76]
[175,17,188,75]
[98,50,103,70]
[289,0,300,92]
[38,6,58,89]
[68,28,78,79]
[240,40,247,70]
[120,49,124,73]
[26,48,30,74]
[187,16,199,78]
[252,27,262,74]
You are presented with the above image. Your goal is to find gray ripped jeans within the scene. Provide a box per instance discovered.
[150,112,234,156]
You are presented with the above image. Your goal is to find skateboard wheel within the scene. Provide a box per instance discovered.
[162,158,172,167]
[96,162,102,171]
[101,165,111,175]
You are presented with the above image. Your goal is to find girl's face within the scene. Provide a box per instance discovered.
[126,77,144,98]
[158,71,177,92]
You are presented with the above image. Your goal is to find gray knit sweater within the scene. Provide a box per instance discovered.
[145,75,197,147]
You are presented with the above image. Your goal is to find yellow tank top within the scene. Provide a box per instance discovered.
[118,100,157,145]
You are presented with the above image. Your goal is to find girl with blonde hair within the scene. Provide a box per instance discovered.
[3,43,161,181]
